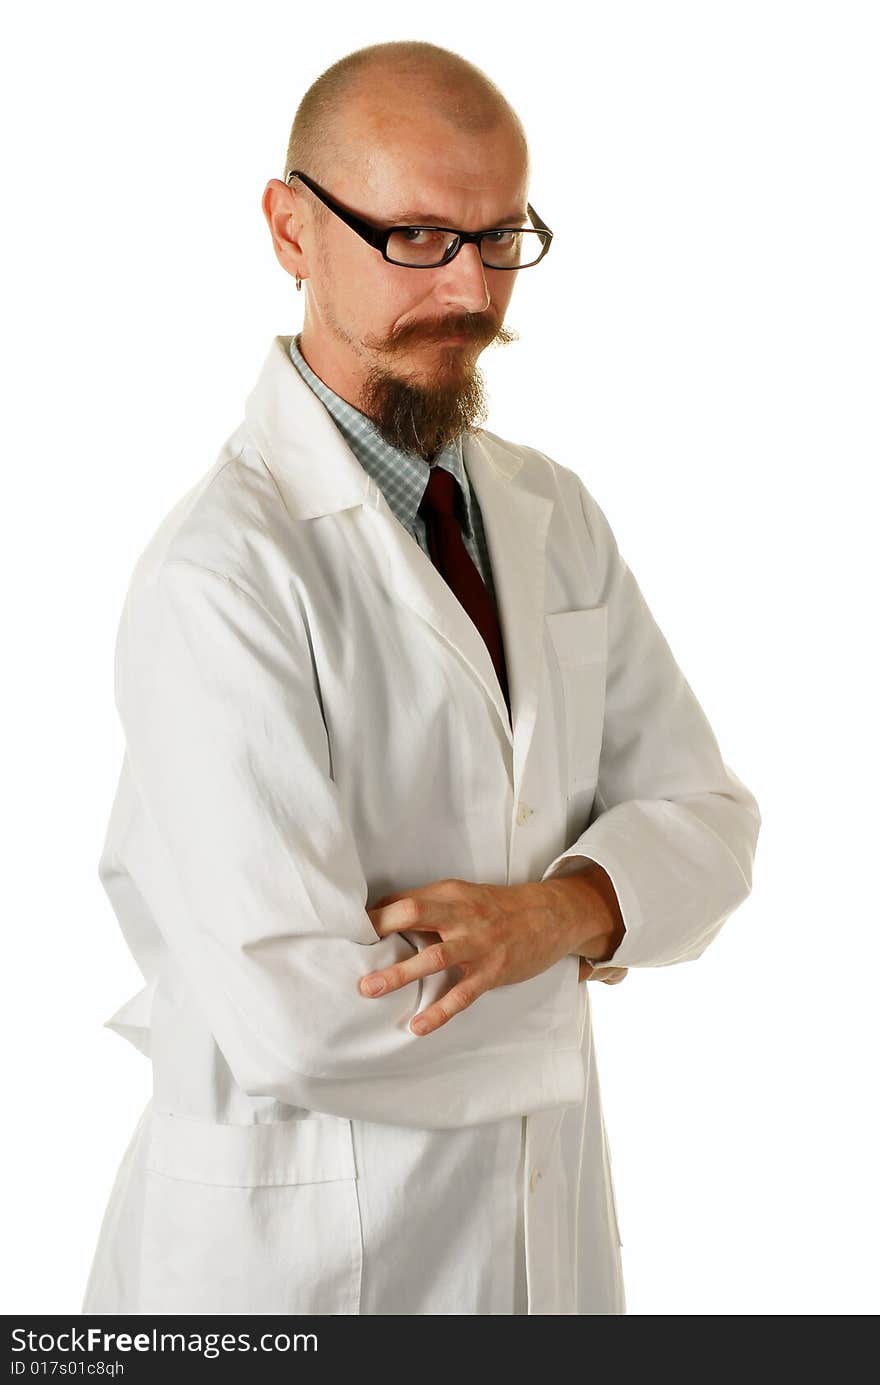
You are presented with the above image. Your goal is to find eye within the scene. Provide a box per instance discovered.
[483,230,518,245]
[400,228,446,245]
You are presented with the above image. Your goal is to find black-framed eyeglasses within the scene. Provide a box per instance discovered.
[285,168,553,270]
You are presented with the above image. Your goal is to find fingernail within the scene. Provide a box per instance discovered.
[362,976,385,996]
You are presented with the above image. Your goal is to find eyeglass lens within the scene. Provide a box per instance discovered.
[386,226,545,268]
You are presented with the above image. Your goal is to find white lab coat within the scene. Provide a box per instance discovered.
[82,334,760,1316]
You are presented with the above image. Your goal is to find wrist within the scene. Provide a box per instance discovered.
[544,861,626,964]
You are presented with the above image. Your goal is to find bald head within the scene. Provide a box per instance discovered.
[284,41,530,222]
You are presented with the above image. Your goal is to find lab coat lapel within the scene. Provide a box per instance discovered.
[361,493,515,745]
[359,437,553,804]
[245,336,553,799]
[245,336,374,519]
[463,430,554,802]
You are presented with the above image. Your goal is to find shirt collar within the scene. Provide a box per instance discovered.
[288,334,476,540]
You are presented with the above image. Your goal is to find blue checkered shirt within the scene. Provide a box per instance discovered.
[288,334,500,613]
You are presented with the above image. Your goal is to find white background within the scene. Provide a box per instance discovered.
[3,2,877,1315]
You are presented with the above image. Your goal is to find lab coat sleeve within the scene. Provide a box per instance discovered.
[113,556,584,1130]
[540,478,761,968]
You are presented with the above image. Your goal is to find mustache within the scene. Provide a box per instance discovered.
[388,317,509,348]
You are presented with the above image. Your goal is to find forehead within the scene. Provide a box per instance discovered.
[386,197,528,226]
[340,95,527,225]
[373,155,527,226]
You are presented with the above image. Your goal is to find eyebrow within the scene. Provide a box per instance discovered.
[387,208,529,227]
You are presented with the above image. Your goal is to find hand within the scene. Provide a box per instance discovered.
[578,956,630,985]
[360,875,609,1037]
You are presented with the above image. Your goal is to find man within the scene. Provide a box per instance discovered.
[82,41,760,1316]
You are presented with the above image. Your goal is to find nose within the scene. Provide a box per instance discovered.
[438,240,491,314]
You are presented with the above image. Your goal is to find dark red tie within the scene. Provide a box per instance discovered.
[417,463,511,721]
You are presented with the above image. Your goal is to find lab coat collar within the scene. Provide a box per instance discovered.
[244,334,526,518]
[245,336,374,518]
[245,335,553,792]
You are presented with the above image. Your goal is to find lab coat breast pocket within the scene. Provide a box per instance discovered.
[137,1111,364,1315]
[545,605,609,798]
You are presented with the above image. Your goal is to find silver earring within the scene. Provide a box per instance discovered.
[295,274,302,291]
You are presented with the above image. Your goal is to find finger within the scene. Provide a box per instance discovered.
[595,967,628,985]
[370,890,406,910]
[359,940,462,998]
[410,978,481,1036]
[369,895,445,937]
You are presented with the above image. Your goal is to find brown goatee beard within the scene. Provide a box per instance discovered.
[358,350,490,461]
[357,316,518,461]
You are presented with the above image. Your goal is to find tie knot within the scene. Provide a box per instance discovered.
[418,463,459,520]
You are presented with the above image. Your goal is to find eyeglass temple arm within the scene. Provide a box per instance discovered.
[286,169,388,249]
[526,202,551,237]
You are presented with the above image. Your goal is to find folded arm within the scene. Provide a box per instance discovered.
[541,476,761,969]
[114,557,584,1130]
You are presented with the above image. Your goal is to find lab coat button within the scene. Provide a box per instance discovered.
[516,799,534,826]
[529,1167,543,1194]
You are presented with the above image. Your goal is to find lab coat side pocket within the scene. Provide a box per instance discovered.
[137,1112,364,1315]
